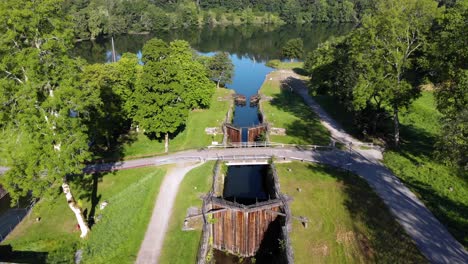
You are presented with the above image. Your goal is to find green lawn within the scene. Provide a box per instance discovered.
[266,60,304,69]
[260,71,330,145]
[2,167,166,263]
[159,162,215,264]
[276,162,426,263]
[383,92,468,247]
[101,88,233,160]
[312,92,468,247]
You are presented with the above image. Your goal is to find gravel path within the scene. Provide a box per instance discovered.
[136,162,203,264]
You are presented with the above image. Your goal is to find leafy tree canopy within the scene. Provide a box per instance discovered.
[206,52,234,88]
[0,0,97,202]
[282,38,304,60]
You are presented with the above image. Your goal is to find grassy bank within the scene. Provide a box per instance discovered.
[266,60,304,70]
[276,162,426,263]
[108,88,233,160]
[383,93,468,247]
[260,70,330,145]
[312,91,468,247]
[159,162,215,263]
[2,167,166,263]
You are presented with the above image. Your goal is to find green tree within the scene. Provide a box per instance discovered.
[206,52,234,88]
[281,0,301,24]
[282,38,304,61]
[132,39,214,152]
[360,0,440,146]
[430,1,468,168]
[169,40,215,109]
[0,0,98,238]
[82,53,140,151]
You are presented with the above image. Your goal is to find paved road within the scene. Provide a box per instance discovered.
[136,162,203,264]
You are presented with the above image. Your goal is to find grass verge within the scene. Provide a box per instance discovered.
[312,92,468,247]
[276,162,426,263]
[260,71,330,145]
[159,162,216,263]
[2,167,166,263]
[99,88,233,161]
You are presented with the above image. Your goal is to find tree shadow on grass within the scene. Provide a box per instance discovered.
[0,245,47,264]
[402,178,468,247]
[397,122,438,160]
[92,130,138,162]
[307,164,427,263]
[292,67,308,76]
[267,77,330,145]
[72,171,109,228]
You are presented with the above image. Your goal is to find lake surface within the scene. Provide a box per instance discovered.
[73,24,353,140]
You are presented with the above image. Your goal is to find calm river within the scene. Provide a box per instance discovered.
[73,24,353,136]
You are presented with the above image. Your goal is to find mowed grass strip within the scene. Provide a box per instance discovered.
[260,71,330,145]
[121,88,233,158]
[159,161,215,264]
[276,162,426,263]
[2,167,166,263]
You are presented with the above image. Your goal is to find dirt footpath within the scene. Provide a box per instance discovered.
[136,162,203,264]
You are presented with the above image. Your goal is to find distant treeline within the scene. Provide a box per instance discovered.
[65,0,456,41]
[64,0,378,40]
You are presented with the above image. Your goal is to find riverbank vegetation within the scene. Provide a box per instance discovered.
[260,71,330,145]
[303,0,467,247]
[160,162,215,263]
[277,162,426,263]
[1,167,166,263]
[65,0,374,40]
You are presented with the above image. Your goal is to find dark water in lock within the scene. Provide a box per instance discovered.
[73,24,353,141]
[223,165,275,205]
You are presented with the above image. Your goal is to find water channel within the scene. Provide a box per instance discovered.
[74,23,352,263]
[73,23,352,141]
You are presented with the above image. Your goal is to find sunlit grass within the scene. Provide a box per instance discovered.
[159,162,215,263]
[277,162,426,263]
[260,71,330,145]
[121,88,233,159]
[313,91,468,247]
[2,167,166,263]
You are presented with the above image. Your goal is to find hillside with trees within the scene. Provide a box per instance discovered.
[64,0,379,40]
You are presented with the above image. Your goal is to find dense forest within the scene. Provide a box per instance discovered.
[65,0,459,40]
[64,0,375,39]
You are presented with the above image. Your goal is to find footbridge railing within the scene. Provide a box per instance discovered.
[208,141,334,150]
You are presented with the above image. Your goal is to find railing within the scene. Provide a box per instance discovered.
[208,141,334,150]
